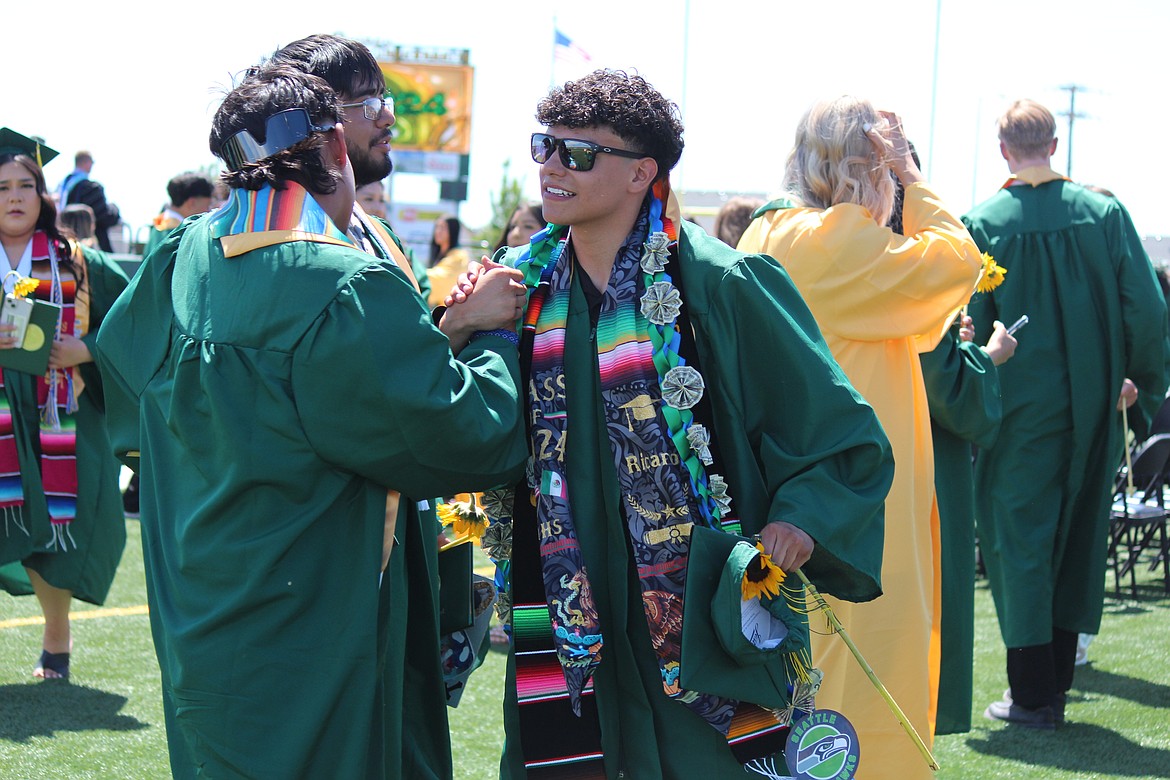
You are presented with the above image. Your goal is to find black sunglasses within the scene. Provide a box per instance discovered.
[530,132,646,172]
[219,109,336,172]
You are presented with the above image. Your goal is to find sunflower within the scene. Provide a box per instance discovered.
[742,542,786,602]
[975,252,1007,293]
[5,273,40,299]
[436,498,489,541]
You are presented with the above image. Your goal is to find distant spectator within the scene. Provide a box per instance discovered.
[143,172,214,256]
[493,201,544,254]
[712,196,764,247]
[426,214,470,307]
[58,203,97,248]
[57,151,120,252]
[355,181,387,220]
[210,179,230,210]
[56,151,91,204]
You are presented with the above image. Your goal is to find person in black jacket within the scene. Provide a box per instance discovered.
[57,151,120,252]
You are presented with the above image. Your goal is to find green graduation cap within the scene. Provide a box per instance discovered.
[0,127,59,167]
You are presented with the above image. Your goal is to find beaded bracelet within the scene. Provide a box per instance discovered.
[471,328,520,346]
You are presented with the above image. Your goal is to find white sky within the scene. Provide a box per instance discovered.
[7,0,1167,242]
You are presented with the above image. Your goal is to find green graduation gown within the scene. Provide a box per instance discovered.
[94,215,527,780]
[920,333,1001,734]
[0,242,129,605]
[500,221,894,778]
[142,225,175,257]
[964,179,1170,648]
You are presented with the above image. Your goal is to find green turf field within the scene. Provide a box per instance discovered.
[2,519,1167,779]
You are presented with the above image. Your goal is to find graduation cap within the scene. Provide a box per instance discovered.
[0,128,59,167]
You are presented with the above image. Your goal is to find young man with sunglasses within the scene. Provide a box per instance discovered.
[94,65,528,779]
[451,69,894,778]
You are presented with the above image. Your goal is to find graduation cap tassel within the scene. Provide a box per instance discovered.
[796,569,939,771]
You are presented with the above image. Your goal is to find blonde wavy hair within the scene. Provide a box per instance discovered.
[781,96,895,226]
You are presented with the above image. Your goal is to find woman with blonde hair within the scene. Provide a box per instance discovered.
[738,97,982,779]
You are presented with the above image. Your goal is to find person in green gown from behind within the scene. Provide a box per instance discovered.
[141,172,214,257]
[93,65,529,779]
[966,99,1169,728]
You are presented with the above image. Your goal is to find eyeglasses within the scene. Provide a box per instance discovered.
[530,132,646,172]
[219,109,336,172]
[339,94,393,121]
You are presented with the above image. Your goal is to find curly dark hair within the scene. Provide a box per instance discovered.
[536,69,684,181]
[209,65,342,193]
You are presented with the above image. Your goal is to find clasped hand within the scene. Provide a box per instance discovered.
[438,256,526,352]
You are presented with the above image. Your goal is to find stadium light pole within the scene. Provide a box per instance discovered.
[927,0,942,178]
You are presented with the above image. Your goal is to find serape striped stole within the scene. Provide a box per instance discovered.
[511,212,789,776]
[209,182,354,257]
[0,235,85,549]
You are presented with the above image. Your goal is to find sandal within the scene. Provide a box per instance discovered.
[33,650,70,681]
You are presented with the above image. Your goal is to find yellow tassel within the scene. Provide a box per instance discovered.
[790,649,813,685]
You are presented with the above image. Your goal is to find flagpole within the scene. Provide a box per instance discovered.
[550,16,558,91]
[927,0,942,179]
[680,0,691,124]
[677,0,691,194]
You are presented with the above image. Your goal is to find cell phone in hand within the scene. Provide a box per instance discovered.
[0,294,34,348]
[1006,315,1029,336]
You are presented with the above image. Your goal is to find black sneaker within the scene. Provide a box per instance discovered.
[984,698,1056,730]
[122,474,140,519]
[1002,688,1066,725]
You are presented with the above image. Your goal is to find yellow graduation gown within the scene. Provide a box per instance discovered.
[738,182,981,779]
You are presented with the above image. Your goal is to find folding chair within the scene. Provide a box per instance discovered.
[1108,433,1170,597]
[1124,392,1170,448]
[1147,393,1170,438]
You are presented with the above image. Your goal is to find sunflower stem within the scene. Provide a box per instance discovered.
[796,568,940,771]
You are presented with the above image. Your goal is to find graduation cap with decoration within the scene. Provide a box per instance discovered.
[0,128,58,168]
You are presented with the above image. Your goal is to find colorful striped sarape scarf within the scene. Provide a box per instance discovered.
[0,232,88,550]
[209,180,354,256]
[491,182,792,777]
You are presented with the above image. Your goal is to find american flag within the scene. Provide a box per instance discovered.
[554,29,592,71]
